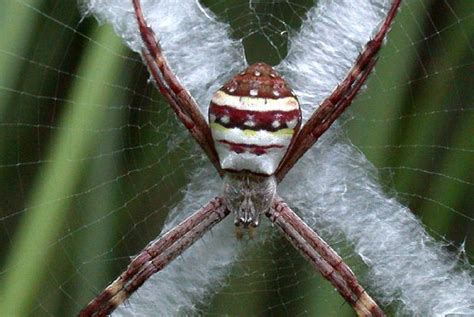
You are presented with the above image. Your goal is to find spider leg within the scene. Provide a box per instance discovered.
[79,197,229,317]
[276,0,401,182]
[266,197,385,317]
[132,0,223,175]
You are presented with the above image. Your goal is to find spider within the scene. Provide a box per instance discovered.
[80,0,401,316]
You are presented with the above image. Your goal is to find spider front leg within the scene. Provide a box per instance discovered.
[133,0,223,175]
[266,197,384,317]
[79,198,229,317]
[276,0,402,182]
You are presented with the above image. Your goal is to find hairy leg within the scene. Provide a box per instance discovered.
[266,197,384,317]
[276,0,402,182]
[133,0,223,175]
[80,197,229,316]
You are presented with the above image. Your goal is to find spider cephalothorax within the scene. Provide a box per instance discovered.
[80,1,402,316]
[210,63,301,230]
[223,173,276,231]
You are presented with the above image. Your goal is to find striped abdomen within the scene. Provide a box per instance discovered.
[209,63,301,176]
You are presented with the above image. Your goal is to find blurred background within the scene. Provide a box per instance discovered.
[0,0,472,316]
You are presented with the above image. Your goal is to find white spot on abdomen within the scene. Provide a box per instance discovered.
[221,115,230,124]
[286,118,298,129]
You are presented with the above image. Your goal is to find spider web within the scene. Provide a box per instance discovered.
[0,0,472,316]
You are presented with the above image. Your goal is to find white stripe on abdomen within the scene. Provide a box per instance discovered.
[212,90,299,112]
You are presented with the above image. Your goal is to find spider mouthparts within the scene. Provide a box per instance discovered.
[234,216,259,229]
[234,222,258,240]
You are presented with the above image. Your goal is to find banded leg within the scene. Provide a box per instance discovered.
[132,0,223,175]
[266,197,384,317]
[79,197,229,317]
[276,0,402,182]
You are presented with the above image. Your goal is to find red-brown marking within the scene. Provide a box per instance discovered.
[210,104,300,132]
[221,63,295,99]
[218,140,285,155]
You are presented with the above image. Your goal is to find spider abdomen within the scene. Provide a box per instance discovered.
[209,63,301,175]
